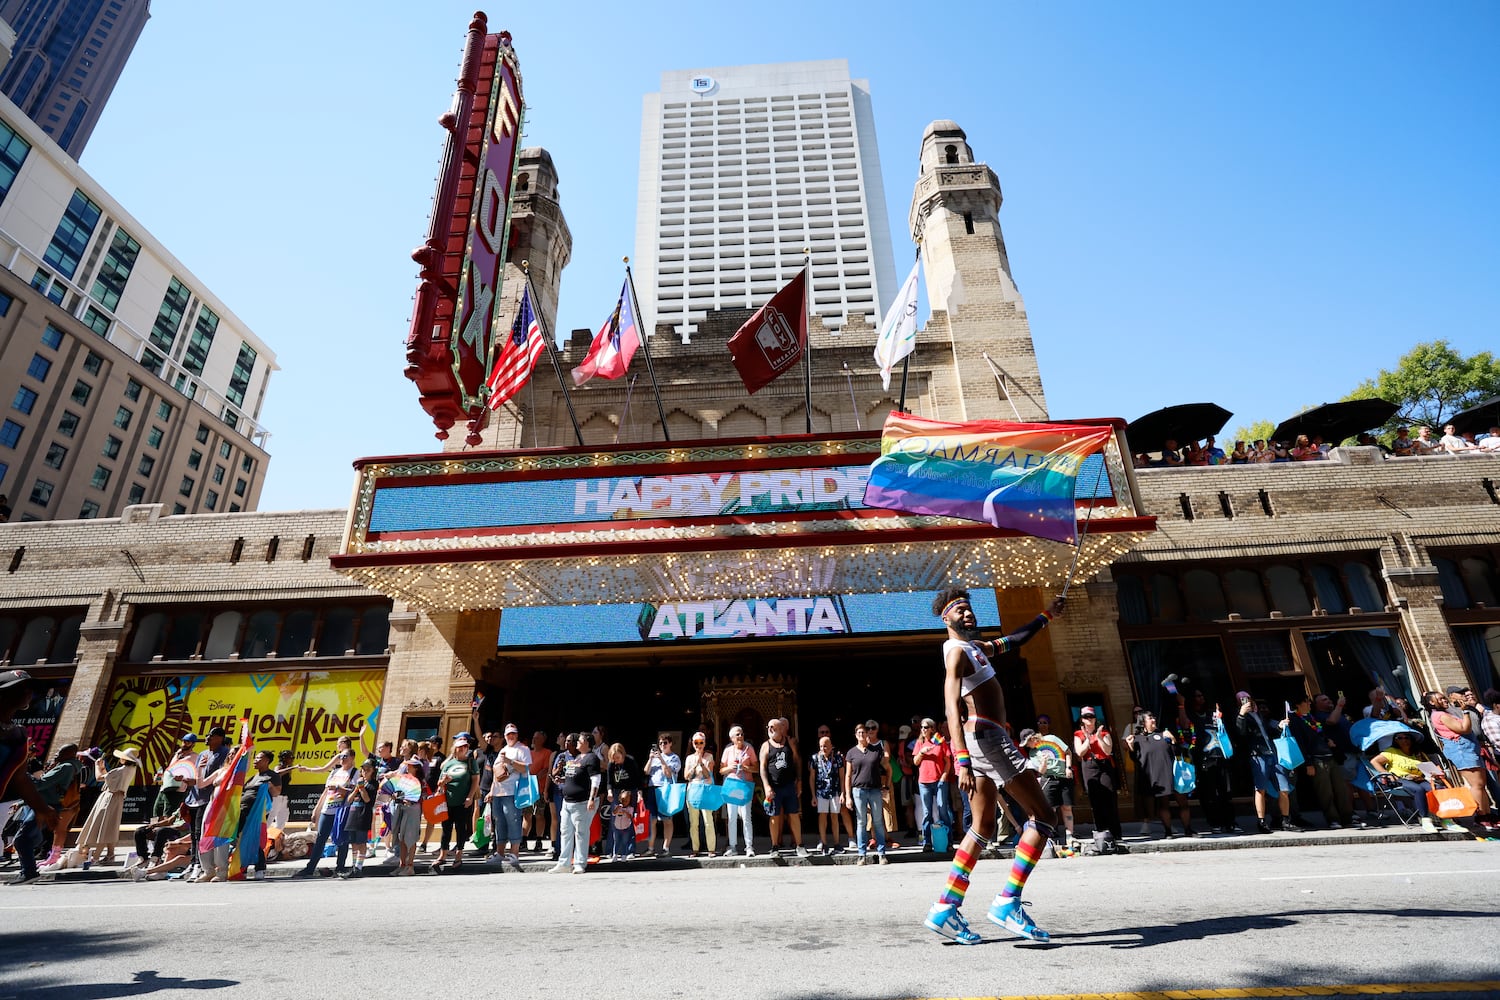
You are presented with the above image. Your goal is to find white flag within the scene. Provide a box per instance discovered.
[873,260,922,390]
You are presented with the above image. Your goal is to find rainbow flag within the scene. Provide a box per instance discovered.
[226,781,272,882]
[198,720,250,857]
[863,413,1112,544]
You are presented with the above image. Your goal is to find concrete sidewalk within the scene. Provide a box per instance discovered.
[7,815,1492,885]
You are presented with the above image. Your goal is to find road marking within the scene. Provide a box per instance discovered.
[1258,868,1500,881]
[913,983,1500,999]
[0,902,231,911]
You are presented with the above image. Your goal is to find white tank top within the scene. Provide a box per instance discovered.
[944,638,996,696]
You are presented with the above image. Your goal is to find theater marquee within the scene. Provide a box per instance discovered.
[333,429,1154,613]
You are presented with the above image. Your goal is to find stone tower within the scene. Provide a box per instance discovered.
[909,121,1048,421]
[455,147,573,452]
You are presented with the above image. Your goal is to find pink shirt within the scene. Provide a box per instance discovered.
[720,743,757,781]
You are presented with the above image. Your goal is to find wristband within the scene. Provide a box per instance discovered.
[954,749,972,769]
[1039,610,1053,624]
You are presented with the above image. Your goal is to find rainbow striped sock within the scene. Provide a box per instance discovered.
[1001,835,1042,899]
[937,830,987,907]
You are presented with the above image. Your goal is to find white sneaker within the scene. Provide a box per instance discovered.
[572,864,585,874]
[745,847,756,857]
[548,863,569,874]
[1419,816,1439,833]
[251,870,266,881]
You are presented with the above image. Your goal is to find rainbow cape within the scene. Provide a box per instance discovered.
[863,413,1112,544]
[198,720,250,857]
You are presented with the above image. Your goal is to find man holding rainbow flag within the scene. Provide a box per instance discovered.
[862,412,1115,945]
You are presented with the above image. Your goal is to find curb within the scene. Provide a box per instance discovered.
[7,824,1490,885]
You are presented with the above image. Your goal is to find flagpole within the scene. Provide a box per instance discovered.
[897,242,919,414]
[524,261,584,447]
[802,248,812,434]
[623,258,671,442]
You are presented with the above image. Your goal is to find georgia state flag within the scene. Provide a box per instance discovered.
[572,281,640,386]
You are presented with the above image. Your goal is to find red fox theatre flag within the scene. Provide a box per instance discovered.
[863,413,1113,544]
[572,282,640,386]
[727,271,807,395]
[485,286,544,409]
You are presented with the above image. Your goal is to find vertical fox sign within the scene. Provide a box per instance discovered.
[403,14,525,445]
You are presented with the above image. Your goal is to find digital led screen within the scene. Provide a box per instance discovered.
[497,588,1003,648]
[370,454,1109,536]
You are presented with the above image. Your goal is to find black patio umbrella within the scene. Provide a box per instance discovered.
[1270,398,1399,445]
[1126,403,1232,453]
[1449,395,1500,436]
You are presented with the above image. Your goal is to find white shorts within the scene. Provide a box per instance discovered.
[815,794,842,814]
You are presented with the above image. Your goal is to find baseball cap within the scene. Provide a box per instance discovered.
[179,733,198,744]
[0,668,31,690]
[504,723,519,735]
[1018,728,1037,743]
[1444,685,1466,697]
[1079,708,1096,718]
[206,726,227,739]
[898,725,912,739]
[453,731,473,743]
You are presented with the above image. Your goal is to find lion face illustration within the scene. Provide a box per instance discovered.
[100,677,193,777]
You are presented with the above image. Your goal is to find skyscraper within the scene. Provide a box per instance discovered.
[0,94,276,522]
[0,0,150,159]
[634,60,897,341]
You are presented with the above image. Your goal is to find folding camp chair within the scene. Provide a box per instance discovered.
[1360,757,1423,827]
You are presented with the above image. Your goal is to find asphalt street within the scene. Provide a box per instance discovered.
[1,840,1497,1000]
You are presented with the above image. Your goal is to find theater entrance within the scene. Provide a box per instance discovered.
[485,632,1043,760]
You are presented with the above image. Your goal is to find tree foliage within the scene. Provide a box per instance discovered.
[1229,418,1275,445]
[1343,340,1500,430]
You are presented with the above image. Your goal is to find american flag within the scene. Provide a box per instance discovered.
[485,286,545,410]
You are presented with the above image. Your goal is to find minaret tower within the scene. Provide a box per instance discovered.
[909,121,1048,421]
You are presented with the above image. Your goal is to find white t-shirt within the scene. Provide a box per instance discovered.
[492,743,532,797]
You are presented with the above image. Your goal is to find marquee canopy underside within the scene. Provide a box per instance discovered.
[333,519,1153,612]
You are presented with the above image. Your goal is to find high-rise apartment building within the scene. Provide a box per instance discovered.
[0,94,275,522]
[0,0,149,158]
[634,60,897,340]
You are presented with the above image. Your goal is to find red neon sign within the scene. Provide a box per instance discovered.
[403,14,524,444]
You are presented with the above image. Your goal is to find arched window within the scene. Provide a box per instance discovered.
[1149,574,1185,623]
[1459,558,1499,607]
[49,613,83,663]
[163,612,203,660]
[1183,569,1229,621]
[1344,562,1384,611]
[943,144,958,164]
[0,618,19,661]
[317,606,356,656]
[204,611,242,660]
[1311,564,1347,613]
[355,605,390,655]
[1224,569,1269,619]
[1266,565,1312,616]
[241,611,280,658]
[15,616,56,665]
[127,612,168,662]
[277,610,316,658]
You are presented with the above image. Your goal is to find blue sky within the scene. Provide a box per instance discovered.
[79,2,1498,509]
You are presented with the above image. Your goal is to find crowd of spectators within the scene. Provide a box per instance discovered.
[4,668,1499,884]
[1134,425,1500,469]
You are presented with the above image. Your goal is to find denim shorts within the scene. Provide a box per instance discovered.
[764,783,800,817]
[1441,735,1481,771]
[1250,752,1291,795]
